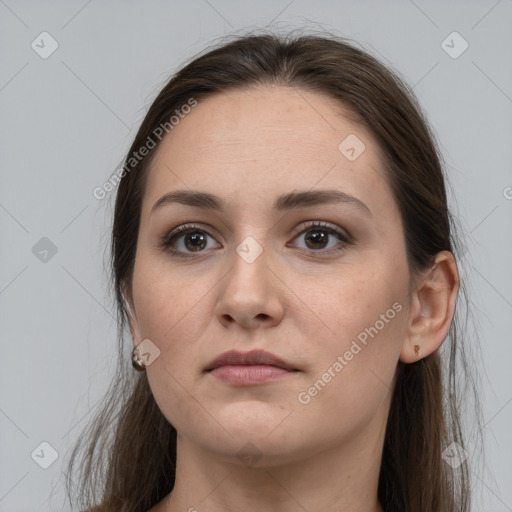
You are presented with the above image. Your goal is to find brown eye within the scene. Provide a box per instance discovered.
[290,221,352,254]
[304,229,330,250]
[182,231,207,251]
[161,224,220,256]
[161,221,352,259]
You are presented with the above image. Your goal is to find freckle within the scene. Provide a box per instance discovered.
[414,344,420,356]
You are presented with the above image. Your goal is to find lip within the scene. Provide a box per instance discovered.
[205,349,297,371]
[210,365,295,386]
[205,349,299,386]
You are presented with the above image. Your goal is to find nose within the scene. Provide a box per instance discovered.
[214,241,285,330]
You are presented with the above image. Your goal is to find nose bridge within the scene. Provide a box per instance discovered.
[229,233,270,295]
[228,213,272,273]
[215,230,283,327]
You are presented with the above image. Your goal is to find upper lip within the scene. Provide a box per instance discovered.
[205,349,297,372]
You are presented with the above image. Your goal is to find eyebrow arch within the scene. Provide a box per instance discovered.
[150,189,372,216]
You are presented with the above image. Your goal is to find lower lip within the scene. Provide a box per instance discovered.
[209,365,295,386]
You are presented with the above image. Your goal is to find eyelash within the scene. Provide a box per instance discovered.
[159,221,353,258]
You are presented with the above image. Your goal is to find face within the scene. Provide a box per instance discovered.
[127,86,413,465]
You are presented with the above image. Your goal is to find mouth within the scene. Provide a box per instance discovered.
[205,349,299,386]
[205,349,297,371]
[208,364,298,386]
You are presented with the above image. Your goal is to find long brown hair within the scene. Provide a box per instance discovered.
[65,29,483,511]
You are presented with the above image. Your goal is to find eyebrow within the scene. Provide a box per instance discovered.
[150,189,372,216]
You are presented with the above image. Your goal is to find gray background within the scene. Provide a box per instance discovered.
[1,1,511,510]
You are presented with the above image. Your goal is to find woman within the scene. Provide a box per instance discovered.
[66,30,482,511]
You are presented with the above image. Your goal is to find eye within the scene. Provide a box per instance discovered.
[160,220,352,258]
[289,221,352,254]
[160,224,220,257]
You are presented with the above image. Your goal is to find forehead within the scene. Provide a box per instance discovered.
[142,85,393,218]
[155,86,372,158]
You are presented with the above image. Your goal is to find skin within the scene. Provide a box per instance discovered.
[125,86,459,512]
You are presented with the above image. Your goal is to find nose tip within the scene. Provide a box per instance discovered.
[215,251,284,330]
[222,311,272,327]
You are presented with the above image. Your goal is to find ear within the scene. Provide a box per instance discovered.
[122,284,142,349]
[399,250,459,363]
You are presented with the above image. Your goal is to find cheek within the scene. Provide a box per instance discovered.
[294,262,409,412]
[132,271,215,430]
[303,260,408,353]
[146,362,211,436]
[294,307,406,444]
[131,251,210,340]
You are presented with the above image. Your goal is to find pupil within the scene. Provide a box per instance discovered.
[186,232,206,251]
[307,230,327,249]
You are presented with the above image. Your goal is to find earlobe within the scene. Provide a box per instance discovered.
[399,250,459,364]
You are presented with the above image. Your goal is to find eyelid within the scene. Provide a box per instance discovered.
[160,220,353,256]
[291,220,351,241]
[163,220,350,240]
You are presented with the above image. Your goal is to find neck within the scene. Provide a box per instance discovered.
[159,427,386,512]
